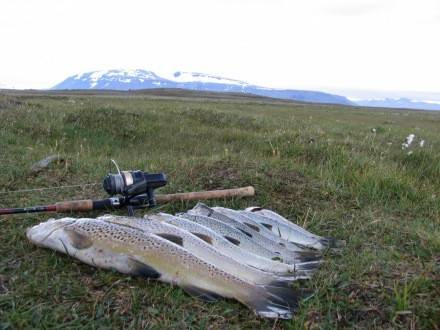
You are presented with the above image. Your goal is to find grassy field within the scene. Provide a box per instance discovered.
[0,90,439,329]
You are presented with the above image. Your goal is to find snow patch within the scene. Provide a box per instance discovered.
[89,70,108,82]
[169,71,249,86]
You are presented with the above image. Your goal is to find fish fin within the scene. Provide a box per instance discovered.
[261,223,273,230]
[190,232,213,245]
[155,233,184,246]
[264,285,312,310]
[129,258,161,279]
[323,237,346,248]
[241,286,295,319]
[247,207,263,212]
[191,203,213,217]
[265,278,295,288]
[64,229,93,249]
[237,228,253,238]
[294,260,322,272]
[243,222,260,232]
[296,250,323,263]
[223,235,240,246]
[181,285,222,302]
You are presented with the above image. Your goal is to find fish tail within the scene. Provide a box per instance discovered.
[240,284,311,319]
[322,237,346,248]
[265,285,312,310]
[295,250,322,263]
[279,251,310,265]
[265,276,297,287]
[294,260,322,271]
[238,287,293,319]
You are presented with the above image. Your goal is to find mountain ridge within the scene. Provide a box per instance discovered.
[355,97,440,111]
[52,69,355,106]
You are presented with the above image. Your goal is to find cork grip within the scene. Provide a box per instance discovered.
[55,200,94,213]
[156,186,255,203]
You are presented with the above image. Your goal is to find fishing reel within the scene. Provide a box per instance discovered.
[103,160,167,215]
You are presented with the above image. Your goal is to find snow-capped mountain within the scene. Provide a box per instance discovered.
[53,69,174,90]
[52,69,355,105]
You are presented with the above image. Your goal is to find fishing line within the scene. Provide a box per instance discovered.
[0,183,100,195]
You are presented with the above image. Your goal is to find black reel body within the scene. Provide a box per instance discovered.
[103,170,167,215]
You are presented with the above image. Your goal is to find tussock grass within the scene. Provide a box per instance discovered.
[0,91,439,329]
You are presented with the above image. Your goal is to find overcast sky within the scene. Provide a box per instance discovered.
[1,0,439,96]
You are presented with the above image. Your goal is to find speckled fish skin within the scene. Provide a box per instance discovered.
[179,213,284,260]
[181,213,305,265]
[190,204,312,251]
[155,213,321,276]
[211,206,321,250]
[187,205,321,262]
[244,207,345,248]
[26,218,304,319]
[236,210,326,250]
[98,214,301,285]
[245,207,318,236]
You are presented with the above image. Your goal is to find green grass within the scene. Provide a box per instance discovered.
[0,90,439,329]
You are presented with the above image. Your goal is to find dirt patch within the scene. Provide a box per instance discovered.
[186,160,251,190]
[263,167,332,213]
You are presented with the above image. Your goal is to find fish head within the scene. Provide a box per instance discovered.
[26,217,77,250]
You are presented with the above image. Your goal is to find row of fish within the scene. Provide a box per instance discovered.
[26,203,344,319]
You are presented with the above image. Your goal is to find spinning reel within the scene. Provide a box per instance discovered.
[102,160,167,215]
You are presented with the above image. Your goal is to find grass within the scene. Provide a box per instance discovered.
[0,90,439,329]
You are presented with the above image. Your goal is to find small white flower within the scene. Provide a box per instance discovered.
[402,134,415,149]
[407,151,413,155]
[371,128,376,133]
[419,140,425,147]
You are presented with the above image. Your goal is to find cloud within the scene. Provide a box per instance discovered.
[319,0,391,16]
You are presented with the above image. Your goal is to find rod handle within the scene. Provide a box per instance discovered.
[55,199,94,213]
[155,186,255,203]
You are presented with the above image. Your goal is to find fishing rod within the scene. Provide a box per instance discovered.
[0,162,255,216]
